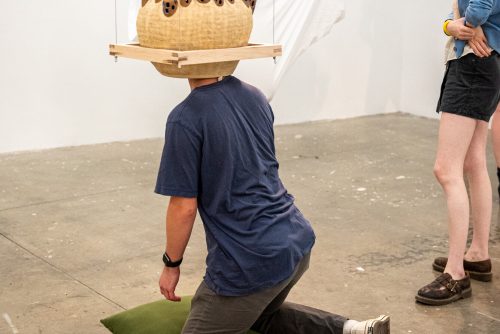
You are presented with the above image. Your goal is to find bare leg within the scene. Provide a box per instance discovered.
[464,121,491,261]
[490,104,500,167]
[433,113,477,279]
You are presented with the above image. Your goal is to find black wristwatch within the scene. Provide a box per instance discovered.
[162,252,183,268]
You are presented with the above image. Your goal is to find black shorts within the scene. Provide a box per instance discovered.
[437,51,500,122]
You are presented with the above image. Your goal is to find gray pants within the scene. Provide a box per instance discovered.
[182,253,347,334]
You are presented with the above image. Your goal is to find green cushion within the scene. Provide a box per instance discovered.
[101,296,259,334]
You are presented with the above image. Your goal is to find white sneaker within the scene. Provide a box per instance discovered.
[350,315,390,334]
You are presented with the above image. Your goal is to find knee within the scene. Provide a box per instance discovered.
[433,163,459,186]
[463,155,486,176]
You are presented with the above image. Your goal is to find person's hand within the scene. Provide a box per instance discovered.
[159,266,181,302]
[447,18,475,40]
[468,25,491,58]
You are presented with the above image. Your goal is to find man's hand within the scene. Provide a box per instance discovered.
[468,25,491,58]
[159,266,181,302]
[447,18,475,40]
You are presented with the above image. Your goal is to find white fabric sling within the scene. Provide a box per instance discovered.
[249,0,345,99]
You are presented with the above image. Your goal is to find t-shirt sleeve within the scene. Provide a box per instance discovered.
[155,122,201,198]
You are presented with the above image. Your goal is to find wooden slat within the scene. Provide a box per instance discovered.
[176,44,282,66]
[109,43,283,68]
[109,44,180,65]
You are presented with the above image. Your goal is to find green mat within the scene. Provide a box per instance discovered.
[101,296,259,334]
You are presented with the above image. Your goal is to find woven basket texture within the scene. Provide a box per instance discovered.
[137,0,253,78]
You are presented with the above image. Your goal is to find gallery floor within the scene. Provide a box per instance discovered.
[1,113,499,333]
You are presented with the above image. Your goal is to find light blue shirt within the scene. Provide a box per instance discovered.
[447,0,500,57]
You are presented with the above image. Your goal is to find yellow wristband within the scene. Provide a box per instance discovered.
[443,20,451,36]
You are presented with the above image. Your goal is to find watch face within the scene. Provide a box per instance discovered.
[163,253,170,265]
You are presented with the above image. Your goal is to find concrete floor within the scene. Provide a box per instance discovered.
[1,113,499,334]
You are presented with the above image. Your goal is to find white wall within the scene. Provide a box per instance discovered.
[0,0,450,153]
[270,0,406,124]
[0,1,190,153]
[401,1,451,118]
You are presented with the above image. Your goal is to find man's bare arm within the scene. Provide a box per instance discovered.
[159,196,197,302]
[166,196,197,260]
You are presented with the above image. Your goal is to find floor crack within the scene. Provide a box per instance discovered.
[0,187,135,213]
[0,231,126,311]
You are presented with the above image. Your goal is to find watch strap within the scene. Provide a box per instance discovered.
[163,252,183,268]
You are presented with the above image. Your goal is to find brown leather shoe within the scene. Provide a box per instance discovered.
[416,273,471,306]
[433,257,492,282]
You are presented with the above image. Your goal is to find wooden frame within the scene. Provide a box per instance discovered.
[109,43,282,68]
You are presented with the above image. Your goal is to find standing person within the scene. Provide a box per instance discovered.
[416,0,500,306]
[155,76,390,334]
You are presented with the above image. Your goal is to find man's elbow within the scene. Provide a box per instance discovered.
[169,197,198,219]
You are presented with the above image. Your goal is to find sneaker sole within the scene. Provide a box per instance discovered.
[432,263,492,282]
[415,287,472,306]
[370,315,390,334]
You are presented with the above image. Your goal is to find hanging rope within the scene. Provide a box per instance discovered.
[272,0,275,45]
[273,0,276,64]
[114,0,118,62]
[179,0,182,52]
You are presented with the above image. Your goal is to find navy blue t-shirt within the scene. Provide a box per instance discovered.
[155,76,315,296]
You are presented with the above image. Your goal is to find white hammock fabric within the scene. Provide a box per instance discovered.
[127,0,345,100]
